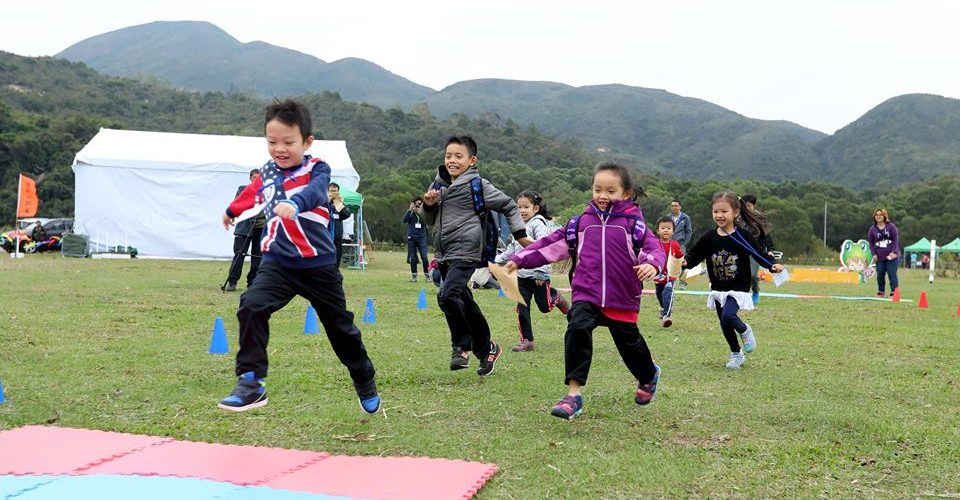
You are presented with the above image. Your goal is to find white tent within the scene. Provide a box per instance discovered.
[72,128,360,259]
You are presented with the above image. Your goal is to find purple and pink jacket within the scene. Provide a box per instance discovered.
[510,200,665,321]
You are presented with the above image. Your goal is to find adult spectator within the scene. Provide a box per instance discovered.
[223,169,266,292]
[669,199,693,288]
[867,208,900,297]
[403,196,430,282]
[328,182,351,266]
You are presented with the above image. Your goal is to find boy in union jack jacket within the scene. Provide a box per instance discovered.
[217,99,379,414]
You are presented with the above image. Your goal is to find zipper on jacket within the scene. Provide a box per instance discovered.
[600,217,607,307]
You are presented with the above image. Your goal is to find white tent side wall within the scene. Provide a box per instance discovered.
[72,129,360,260]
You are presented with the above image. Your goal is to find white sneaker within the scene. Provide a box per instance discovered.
[725,351,745,369]
[739,323,756,353]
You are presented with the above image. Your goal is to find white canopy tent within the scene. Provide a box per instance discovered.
[72,128,360,259]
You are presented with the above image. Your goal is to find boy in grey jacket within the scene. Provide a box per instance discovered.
[422,135,531,376]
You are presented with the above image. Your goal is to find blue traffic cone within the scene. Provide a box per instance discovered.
[498,287,506,298]
[209,316,229,354]
[362,298,377,324]
[304,305,320,334]
[0,378,6,404]
[417,288,428,310]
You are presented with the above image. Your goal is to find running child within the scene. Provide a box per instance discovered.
[495,190,571,352]
[421,135,531,376]
[503,161,665,420]
[653,216,684,328]
[682,191,783,369]
[218,99,380,413]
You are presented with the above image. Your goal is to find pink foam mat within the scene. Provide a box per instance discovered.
[0,425,172,475]
[264,455,498,500]
[83,440,329,485]
[0,426,498,499]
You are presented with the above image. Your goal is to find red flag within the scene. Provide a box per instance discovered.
[17,174,38,217]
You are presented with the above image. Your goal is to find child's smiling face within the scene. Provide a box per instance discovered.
[443,143,476,180]
[517,196,538,222]
[266,119,313,168]
[592,170,631,211]
[712,199,738,231]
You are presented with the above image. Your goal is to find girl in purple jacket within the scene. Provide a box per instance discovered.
[503,162,665,420]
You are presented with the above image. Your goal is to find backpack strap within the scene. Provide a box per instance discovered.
[469,177,485,214]
[565,215,581,281]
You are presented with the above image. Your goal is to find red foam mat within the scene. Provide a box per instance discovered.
[0,425,171,475]
[264,455,498,500]
[84,440,329,485]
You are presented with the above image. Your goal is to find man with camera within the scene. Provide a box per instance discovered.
[402,196,430,282]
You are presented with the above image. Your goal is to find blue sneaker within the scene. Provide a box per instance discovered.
[359,394,381,414]
[751,290,760,306]
[218,372,267,412]
[550,395,583,420]
[355,379,380,414]
[635,365,661,405]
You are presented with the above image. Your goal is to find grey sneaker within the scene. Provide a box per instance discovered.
[725,351,746,369]
[739,323,756,353]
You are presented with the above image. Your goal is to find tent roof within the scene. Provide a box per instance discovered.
[940,237,960,252]
[73,128,359,190]
[903,237,934,252]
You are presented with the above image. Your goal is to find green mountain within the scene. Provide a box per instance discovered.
[818,93,960,189]
[421,79,827,182]
[57,21,434,108]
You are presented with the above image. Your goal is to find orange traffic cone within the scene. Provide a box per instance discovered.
[918,292,928,309]
[891,288,901,303]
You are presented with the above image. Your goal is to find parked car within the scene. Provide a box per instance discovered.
[25,218,74,241]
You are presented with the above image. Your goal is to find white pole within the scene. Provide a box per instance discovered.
[823,201,827,246]
[13,175,22,258]
[928,239,937,284]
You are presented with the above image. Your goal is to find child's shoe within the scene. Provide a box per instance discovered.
[410,274,417,282]
[550,394,583,420]
[725,351,746,369]
[476,341,502,376]
[511,339,536,352]
[355,379,380,414]
[450,347,469,371]
[218,372,267,411]
[739,323,756,353]
[635,365,661,405]
[554,294,570,315]
[661,316,672,328]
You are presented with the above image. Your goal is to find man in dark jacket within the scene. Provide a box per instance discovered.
[403,196,429,281]
[224,169,266,292]
[329,182,352,266]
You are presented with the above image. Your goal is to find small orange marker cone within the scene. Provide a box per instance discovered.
[891,288,901,303]
[918,292,928,309]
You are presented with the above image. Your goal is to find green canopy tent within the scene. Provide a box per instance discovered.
[939,237,960,253]
[334,183,366,270]
[903,237,936,254]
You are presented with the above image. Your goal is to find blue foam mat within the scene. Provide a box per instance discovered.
[1,475,354,500]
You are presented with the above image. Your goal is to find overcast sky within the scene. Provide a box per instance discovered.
[2,1,957,134]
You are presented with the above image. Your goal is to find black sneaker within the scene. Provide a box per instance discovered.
[450,347,469,370]
[476,341,502,376]
[218,372,267,411]
[222,281,237,292]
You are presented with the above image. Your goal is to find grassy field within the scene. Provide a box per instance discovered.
[1,251,958,498]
